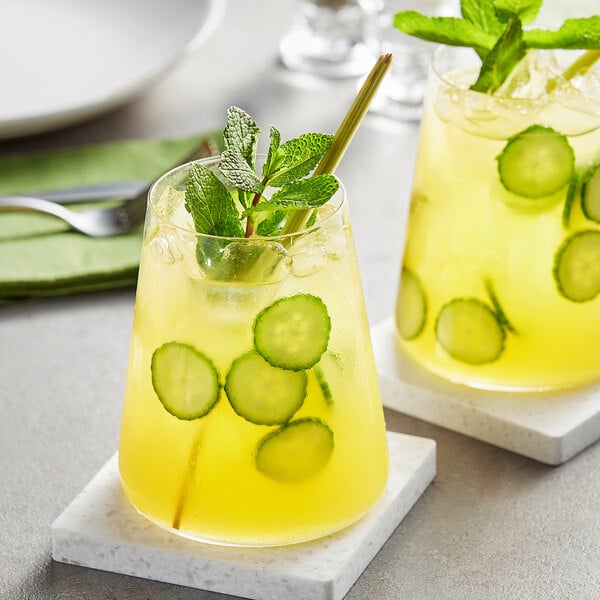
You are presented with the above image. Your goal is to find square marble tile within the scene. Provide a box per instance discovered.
[372,318,600,465]
[51,431,435,600]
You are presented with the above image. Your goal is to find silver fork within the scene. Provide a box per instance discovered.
[0,141,215,237]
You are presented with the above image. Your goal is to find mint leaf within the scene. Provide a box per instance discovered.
[237,189,250,210]
[267,133,333,187]
[185,163,244,237]
[471,15,526,93]
[394,12,496,53]
[255,207,318,236]
[494,0,542,25]
[524,17,600,49]
[460,0,503,35]
[220,149,264,193]
[244,175,339,215]
[262,126,282,178]
[223,106,261,167]
[256,209,289,236]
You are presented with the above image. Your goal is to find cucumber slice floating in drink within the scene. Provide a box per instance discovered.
[151,342,220,420]
[255,418,334,482]
[497,125,575,199]
[553,230,600,302]
[581,163,600,224]
[396,266,427,340]
[436,298,505,365]
[253,294,331,370]
[225,351,307,425]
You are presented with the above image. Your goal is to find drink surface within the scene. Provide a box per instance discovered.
[119,185,389,546]
[397,53,600,391]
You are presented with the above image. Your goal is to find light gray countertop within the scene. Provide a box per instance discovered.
[1,1,599,598]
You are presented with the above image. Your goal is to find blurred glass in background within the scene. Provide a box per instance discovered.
[360,0,457,121]
[279,0,373,78]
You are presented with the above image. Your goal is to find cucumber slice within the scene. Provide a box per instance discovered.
[151,342,220,420]
[581,163,600,224]
[553,230,600,302]
[255,418,334,482]
[396,267,427,340]
[253,294,331,371]
[497,125,574,199]
[225,351,307,425]
[436,298,505,365]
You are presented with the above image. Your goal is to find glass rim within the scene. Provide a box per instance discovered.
[147,155,347,242]
[430,45,600,106]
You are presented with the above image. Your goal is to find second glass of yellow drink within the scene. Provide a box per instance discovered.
[396,40,600,391]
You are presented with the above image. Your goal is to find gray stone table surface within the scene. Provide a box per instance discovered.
[1,1,599,599]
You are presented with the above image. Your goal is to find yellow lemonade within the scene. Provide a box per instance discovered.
[119,161,389,546]
[396,48,600,391]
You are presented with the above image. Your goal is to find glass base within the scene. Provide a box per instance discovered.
[394,328,600,397]
[398,336,600,394]
[130,497,383,548]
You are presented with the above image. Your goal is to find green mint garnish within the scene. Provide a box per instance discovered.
[471,15,526,93]
[393,12,496,55]
[219,149,264,194]
[394,0,600,94]
[223,106,261,166]
[263,126,282,178]
[184,163,244,238]
[256,209,289,237]
[493,0,541,24]
[266,133,334,187]
[243,176,340,215]
[525,17,600,50]
[184,106,337,240]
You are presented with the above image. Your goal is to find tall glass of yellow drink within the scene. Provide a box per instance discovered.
[396,46,600,391]
[119,156,389,546]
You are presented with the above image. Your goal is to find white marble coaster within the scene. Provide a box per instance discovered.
[51,432,435,600]
[372,318,600,465]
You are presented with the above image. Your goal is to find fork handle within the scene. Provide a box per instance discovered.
[0,196,77,221]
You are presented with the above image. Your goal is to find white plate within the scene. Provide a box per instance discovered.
[0,0,225,139]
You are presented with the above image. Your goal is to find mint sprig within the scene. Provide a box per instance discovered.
[223,106,261,167]
[394,0,600,94]
[220,149,264,194]
[266,133,334,187]
[184,106,337,241]
[493,0,541,24]
[393,12,496,54]
[184,164,244,238]
[243,176,340,215]
[525,17,600,49]
[471,15,526,93]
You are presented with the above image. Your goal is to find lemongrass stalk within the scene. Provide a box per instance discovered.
[563,49,600,80]
[172,426,204,530]
[547,49,600,93]
[281,53,393,236]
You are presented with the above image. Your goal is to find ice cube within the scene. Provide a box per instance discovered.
[147,228,184,264]
[153,185,194,230]
[290,220,348,278]
[497,50,562,100]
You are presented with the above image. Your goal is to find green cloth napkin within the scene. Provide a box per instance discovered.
[0,133,219,303]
